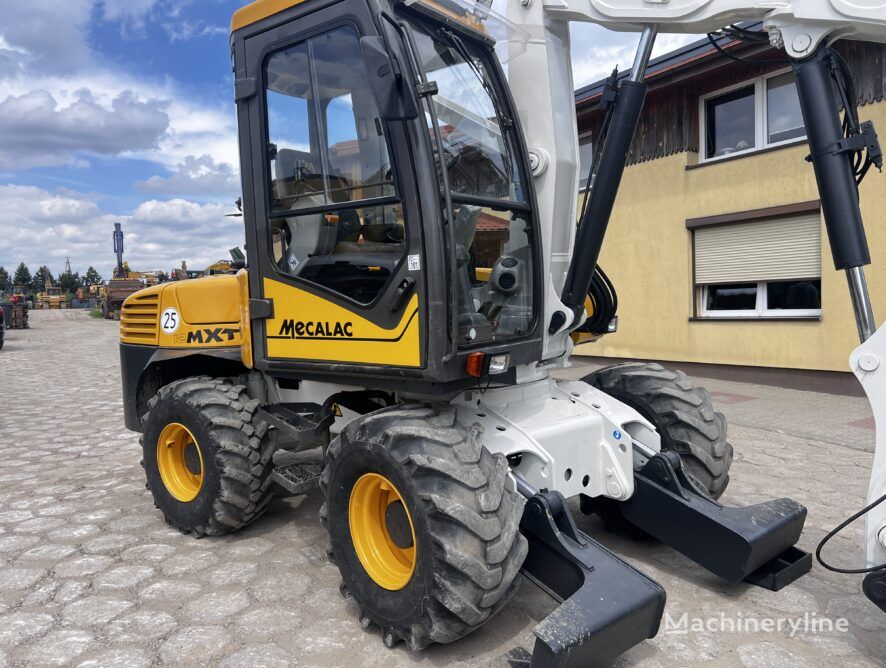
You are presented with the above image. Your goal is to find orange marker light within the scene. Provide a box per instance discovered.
[465,352,485,378]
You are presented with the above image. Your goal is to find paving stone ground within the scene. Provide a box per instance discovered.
[0,310,884,667]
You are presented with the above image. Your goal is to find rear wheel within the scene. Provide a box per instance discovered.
[320,403,527,650]
[586,362,732,499]
[141,376,274,537]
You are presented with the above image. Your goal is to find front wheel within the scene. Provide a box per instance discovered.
[320,404,527,651]
[141,376,274,536]
[586,362,733,499]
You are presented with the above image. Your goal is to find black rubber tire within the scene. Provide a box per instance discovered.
[586,362,733,499]
[320,403,527,651]
[141,376,274,537]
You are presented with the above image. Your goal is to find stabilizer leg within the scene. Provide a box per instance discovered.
[518,488,665,668]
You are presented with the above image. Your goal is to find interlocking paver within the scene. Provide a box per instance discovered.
[0,309,883,666]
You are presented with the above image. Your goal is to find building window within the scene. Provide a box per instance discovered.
[578,135,593,190]
[693,211,822,318]
[700,70,805,162]
[701,280,821,318]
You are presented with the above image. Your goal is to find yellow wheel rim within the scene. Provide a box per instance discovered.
[156,422,204,502]
[349,473,417,590]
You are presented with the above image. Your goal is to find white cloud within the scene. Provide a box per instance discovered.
[570,24,700,89]
[0,89,170,169]
[162,21,228,42]
[0,185,243,276]
[0,0,238,174]
[101,0,162,33]
[0,65,238,177]
[136,154,240,197]
[2,1,93,74]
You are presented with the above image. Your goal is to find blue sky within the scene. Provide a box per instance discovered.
[0,0,693,279]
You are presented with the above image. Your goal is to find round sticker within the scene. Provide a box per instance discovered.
[161,307,180,334]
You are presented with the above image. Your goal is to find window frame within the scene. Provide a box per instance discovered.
[698,68,806,164]
[260,20,409,309]
[698,280,822,319]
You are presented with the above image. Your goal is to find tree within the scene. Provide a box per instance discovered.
[13,262,31,288]
[58,269,82,295]
[83,266,103,287]
[32,266,54,292]
[0,266,9,294]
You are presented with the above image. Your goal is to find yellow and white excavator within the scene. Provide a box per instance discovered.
[119,0,886,663]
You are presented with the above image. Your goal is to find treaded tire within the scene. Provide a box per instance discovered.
[141,376,274,537]
[586,362,733,499]
[320,403,527,651]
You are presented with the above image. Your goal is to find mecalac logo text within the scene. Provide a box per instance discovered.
[278,320,354,338]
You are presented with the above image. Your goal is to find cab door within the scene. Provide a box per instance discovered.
[237,1,426,372]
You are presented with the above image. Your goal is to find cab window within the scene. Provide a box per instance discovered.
[264,25,403,305]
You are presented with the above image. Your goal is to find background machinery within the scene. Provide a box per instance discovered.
[3,287,30,330]
[37,277,68,310]
[118,0,886,663]
[102,223,146,319]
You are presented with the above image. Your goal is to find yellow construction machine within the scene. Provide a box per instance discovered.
[118,0,886,663]
[38,278,68,310]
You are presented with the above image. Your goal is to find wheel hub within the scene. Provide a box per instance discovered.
[156,422,204,502]
[384,500,414,550]
[348,473,416,590]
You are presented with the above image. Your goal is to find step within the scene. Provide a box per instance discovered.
[259,403,335,442]
[272,462,323,496]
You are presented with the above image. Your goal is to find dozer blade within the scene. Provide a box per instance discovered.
[616,451,812,588]
[519,490,665,668]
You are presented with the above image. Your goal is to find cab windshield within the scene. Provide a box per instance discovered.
[410,25,524,202]
[408,19,534,346]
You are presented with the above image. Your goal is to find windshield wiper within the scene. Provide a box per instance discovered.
[439,28,513,130]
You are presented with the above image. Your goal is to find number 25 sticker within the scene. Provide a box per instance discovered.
[161,307,180,334]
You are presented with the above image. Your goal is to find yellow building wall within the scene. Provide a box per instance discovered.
[575,100,886,373]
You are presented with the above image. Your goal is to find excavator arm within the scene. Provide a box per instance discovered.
[488,0,886,612]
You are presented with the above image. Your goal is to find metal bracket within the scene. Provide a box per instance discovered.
[416,80,438,97]
[249,298,273,320]
[234,77,257,102]
[807,120,883,170]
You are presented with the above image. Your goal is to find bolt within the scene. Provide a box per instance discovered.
[859,353,880,372]
[792,34,812,54]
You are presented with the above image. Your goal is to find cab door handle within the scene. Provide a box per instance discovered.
[388,276,415,313]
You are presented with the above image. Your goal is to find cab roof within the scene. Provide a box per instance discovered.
[231,0,486,34]
[231,0,308,32]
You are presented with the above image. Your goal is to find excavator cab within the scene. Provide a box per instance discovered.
[232,0,543,388]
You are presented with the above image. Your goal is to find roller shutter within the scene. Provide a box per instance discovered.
[694,213,821,285]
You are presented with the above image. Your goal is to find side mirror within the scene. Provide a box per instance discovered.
[360,35,419,121]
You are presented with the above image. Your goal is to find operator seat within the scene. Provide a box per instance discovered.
[274,149,339,273]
